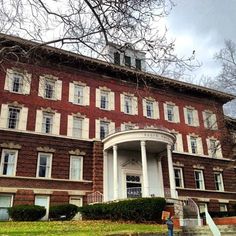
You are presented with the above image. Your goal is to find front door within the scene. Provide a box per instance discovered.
[126,174,142,198]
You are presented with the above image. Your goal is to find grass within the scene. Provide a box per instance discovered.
[0,220,167,236]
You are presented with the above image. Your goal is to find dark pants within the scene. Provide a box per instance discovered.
[168,228,173,236]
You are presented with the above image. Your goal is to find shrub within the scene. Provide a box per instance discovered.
[49,204,78,220]
[8,205,46,221]
[78,197,166,222]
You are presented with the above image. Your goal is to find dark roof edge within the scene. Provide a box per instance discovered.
[1,33,235,103]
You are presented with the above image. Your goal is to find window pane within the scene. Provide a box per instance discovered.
[124,56,131,67]
[114,52,120,65]
[167,105,174,121]
[100,91,109,109]
[42,114,53,133]
[12,74,23,93]
[124,96,132,114]
[135,59,141,70]
[146,101,153,118]
[8,107,20,129]
[187,109,193,124]
[1,151,16,176]
[44,80,55,99]
[190,137,197,154]
[100,122,109,139]
[74,85,83,104]
[38,154,50,178]
[73,118,82,138]
[70,156,82,180]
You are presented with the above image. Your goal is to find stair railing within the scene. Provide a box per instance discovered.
[205,208,221,236]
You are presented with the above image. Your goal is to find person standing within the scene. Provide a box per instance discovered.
[166,216,174,236]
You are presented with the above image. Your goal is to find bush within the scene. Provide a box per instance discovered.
[78,197,166,222]
[8,205,46,221]
[49,204,79,220]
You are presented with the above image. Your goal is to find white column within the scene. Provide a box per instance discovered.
[140,141,149,197]
[167,144,177,198]
[157,159,164,197]
[113,145,118,200]
[103,150,108,202]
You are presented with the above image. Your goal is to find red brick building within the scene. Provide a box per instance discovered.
[0,34,235,220]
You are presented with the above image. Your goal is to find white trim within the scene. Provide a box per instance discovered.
[69,155,83,180]
[36,153,52,178]
[174,167,184,188]
[194,169,205,190]
[35,195,50,220]
[0,149,18,176]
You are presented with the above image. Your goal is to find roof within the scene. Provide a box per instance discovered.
[0,33,235,103]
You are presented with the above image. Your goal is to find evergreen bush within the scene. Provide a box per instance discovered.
[8,205,46,221]
[49,204,78,220]
[78,197,166,222]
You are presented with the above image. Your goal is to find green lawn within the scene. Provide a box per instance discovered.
[0,221,167,236]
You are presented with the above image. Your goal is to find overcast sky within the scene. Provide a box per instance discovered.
[165,0,236,81]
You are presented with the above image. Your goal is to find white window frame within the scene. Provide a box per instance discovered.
[124,95,133,114]
[100,91,109,110]
[74,85,84,105]
[0,149,18,176]
[70,155,83,180]
[219,203,227,212]
[194,170,205,190]
[44,79,56,99]
[187,135,203,155]
[42,113,53,134]
[4,68,31,95]
[203,111,218,130]
[198,203,208,214]
[172,132,183,152]
[146,100,154,118]
[100,121,109,139]
[7,107,20,129]
[73,117,83,138]
[167,104,174,122]
[184,107,199,127]
[36,153,52,178]
[206,138,222,158]
[0,194,13,221]
[35,195,50,220]
[174,167,184,188]
[190,136,198,154]
[214,172,224,191]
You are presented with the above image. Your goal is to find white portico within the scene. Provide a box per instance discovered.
[103,127,177,201]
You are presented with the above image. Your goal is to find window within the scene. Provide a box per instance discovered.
[173,132,183,152]
[8,107,20,129]
[42,113,53,134]
[35,195,50,220]
[100,91,109,109]
[0,149,17,176]
[37,153,52,178]
[114,52,120,65]
[146,101,154,118]
[44,79,55,99]
[11,73,23,93]
[174,168,184,188]
[198,203,207,214]
[126,174,142,198]
[70,156,83,180]
[203,111,218,130]
[194,170,205,190]
[0,195,12,221]
[74,85,84,105]
[184,107,199,126]
[167,105,174,121]
[214,172,224,191]
[124,55,131,67]
[73,117,83,138]
[4,69,31,95]
[190,137,197,154]
[187,109,194,125]
[219,204,227,212]
[209,139,217,157]
[100,121,109,139]
[124,96,132,114]
[135,59,141,70]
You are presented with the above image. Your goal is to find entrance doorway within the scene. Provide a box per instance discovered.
[126,174,142,198]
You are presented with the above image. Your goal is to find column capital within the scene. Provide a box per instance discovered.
[167,143,172,151]
[140,140,146,146]
[113,145,118,151]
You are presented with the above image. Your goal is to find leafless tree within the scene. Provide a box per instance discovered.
[213,40,236,117]
[0,0,199,78]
